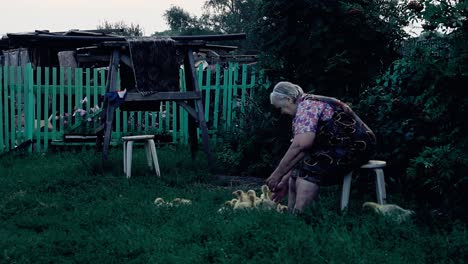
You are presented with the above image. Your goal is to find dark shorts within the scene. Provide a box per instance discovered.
[291,148,372,186]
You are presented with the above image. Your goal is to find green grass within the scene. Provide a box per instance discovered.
[0,148,467,263]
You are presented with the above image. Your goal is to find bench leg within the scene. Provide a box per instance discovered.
[375,168,386,204]
[144,141,153,170]
[148,140,161,177]
[341,171,353,211]
[126,141,134,179]
[123,141,127,174]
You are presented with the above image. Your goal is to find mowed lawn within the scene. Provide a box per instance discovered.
[0,147,466,263]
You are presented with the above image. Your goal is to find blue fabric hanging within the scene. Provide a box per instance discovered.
[105,89,127,108]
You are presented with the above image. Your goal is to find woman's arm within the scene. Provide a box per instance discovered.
[266,132,315,190]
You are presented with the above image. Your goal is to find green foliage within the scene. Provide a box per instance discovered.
[157,6,215,36]
[356,28,468,218]
[407,144,468,198]
[97,20,144,36]
[214,86,291,176]
[1,151,467,263]
[406,0,467,33]
[202,0,262,52]
[255,0,408,99]
[156,1,261,52]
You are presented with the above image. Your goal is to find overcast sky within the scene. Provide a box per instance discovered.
[0,0,206,36]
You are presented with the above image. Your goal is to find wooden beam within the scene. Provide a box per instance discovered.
[176,102,199,120]
[125,91,201,102]
[184,47,213,165]
[99,49,120,160]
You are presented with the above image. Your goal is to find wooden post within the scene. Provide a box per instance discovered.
[98,49,120,160]
[0,66,3,153]
[183,48,213,164]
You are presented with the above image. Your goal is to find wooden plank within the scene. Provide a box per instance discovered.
[172,101,177,142]
[184,48,212,163]
[183,49,199,156]
[158,104,162,133]
[92,68,99,130]
[116,108,121,137]
[36,67,42,152]
[26,64,35,152]
[123,111,128,134]
[75,68,82,129]
[44,67,50,151]
[197,64,204,138]
[52,68,57,141]
[67,68,72,129]
[129,112,135,131]
[177,68,185,144]
[124,91,202,102]
[85,68,91,113]
[151,111,156,131]
[226,63,233,128]
[241,64,247,114]
[232,63,239,122]
[144,112,149,133]
[9,67,15,149]
[59,68,65,133]
[3,66,9,150]
[222,67,228,129]
[16,67,23,145]
[101,49,120,160]
[205,66,211,122]
[165,102,170,131]
[250,66,256,98]
[213,64,221,134]
[0,66,3,152]
[137,111,142,132]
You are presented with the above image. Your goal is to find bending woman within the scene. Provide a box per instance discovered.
[266,81,376,213]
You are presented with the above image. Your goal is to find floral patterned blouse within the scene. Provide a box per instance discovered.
[292,95,334,135]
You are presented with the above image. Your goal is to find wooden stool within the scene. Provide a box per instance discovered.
[340,160,386,210]
[122,135,161,178]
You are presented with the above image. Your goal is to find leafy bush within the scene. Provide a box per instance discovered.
[214,86,291,176]
[356,29,468,219]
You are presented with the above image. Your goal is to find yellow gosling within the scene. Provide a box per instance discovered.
[247,190,262,207]
[234,191,255,210]
[154,197,165,205]
[363,202,415,223]
[225,198,239,207]
[172,198,192,205]
[233,190,250,203]
[260,185,273,200]
[276,204,288,213]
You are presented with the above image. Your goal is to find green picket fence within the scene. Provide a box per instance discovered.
[0,63,268,153]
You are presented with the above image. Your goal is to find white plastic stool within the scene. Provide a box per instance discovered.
[122,135,161,178]
[340,160,386,210]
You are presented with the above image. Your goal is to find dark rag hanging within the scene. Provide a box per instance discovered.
[126,37,180,95]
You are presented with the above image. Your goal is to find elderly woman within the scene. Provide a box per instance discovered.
[266,81,376,213]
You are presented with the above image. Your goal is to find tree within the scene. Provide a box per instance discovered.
[156,6,214,36]
[203,0,261,52]
[255,0,409,99]
[97,20,144,36]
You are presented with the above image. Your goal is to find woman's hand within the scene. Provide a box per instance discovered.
[271,175,289,203]
[266,172,283,192]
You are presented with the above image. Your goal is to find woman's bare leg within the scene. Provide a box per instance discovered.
[288,175,297,212]
[294,177,320,212]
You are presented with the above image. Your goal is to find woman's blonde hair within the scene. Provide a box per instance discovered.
[270,81,304,105]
